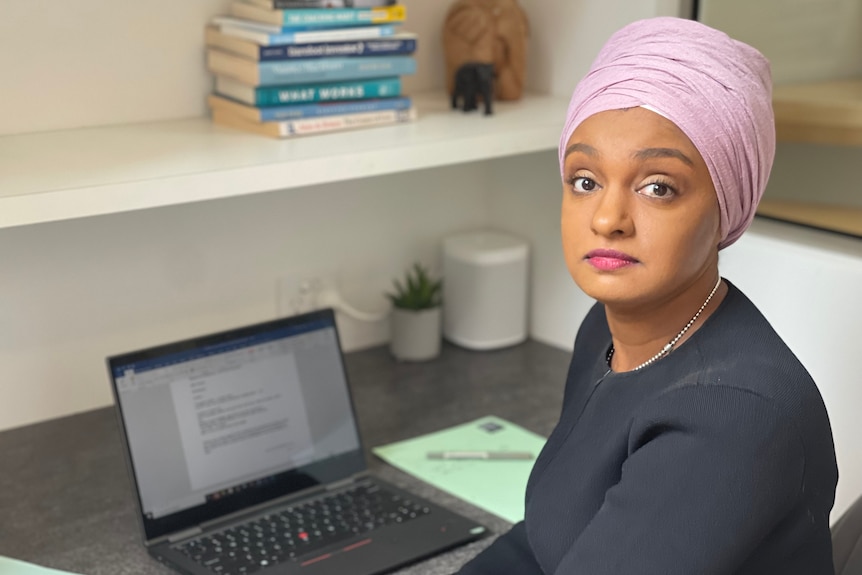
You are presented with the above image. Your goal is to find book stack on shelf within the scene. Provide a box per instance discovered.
[205,0,416,138]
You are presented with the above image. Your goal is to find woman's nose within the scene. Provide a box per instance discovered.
[590,185,634,238]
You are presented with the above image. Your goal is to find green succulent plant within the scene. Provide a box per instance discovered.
[387,263,443,310]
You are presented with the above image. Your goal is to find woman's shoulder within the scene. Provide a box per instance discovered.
[679,281,836,471]
[694,281,814,391]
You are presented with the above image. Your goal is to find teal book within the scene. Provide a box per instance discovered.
[229,3,406,30]
[207,50,416,86]
[212,18,397,46]
[208,94,412,122]
[214,76,402,107]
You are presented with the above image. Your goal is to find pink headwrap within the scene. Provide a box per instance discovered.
[559,17,775,250]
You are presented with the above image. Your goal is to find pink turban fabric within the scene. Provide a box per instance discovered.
[558,17,775,250]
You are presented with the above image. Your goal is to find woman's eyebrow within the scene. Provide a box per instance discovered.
[633,147,694,166]
[564,142,599,159]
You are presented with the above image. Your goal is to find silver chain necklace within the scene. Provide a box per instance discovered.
[607,275,722,372]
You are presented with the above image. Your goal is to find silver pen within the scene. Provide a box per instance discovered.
[426,450,534,460]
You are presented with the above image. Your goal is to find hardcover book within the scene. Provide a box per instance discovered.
[211,106,417,138]
[214,75,402,106]
[208,94,412,122]
[205,27,416,61]
[207,50,416,86]
[213,18,396,45]
[244,0,397,8]
[229,3,406,29]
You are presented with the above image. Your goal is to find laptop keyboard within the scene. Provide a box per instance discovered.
[176,481,431,575]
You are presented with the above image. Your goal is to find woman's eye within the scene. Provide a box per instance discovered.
[639,182,675,198]
[570,177,598,193]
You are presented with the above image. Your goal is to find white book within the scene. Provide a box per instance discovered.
[215,76,257,105]
[212,17,396,45]
[212,106,417,138]
[243,0,396,7]
[212,16,284,34]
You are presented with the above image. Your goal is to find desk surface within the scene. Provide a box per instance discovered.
[0,340,571,575]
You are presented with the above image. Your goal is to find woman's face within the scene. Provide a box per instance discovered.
[560,107,721,309]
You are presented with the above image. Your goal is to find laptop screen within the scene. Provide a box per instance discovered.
[108,309,365,542]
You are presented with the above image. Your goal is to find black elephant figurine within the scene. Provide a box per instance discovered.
[451,62,495,115]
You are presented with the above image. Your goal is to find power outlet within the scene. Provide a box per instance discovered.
[276,268,390,322]
[276,274,328,317]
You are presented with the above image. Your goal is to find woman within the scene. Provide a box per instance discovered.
[456,16,838,575]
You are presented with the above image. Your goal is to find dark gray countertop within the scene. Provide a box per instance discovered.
[0,340,571,575]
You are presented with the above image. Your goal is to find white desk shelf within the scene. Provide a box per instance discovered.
[0,92,569,230]
[773,79,862,146]
[756,199,862,238]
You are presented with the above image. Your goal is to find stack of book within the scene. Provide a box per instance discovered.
[205,0,416,138]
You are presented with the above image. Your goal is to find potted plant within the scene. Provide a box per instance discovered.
[387,263,443,361]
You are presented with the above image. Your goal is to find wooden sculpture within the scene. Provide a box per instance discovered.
[443,0,529,103]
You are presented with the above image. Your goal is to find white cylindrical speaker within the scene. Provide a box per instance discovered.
[442,230,529,350]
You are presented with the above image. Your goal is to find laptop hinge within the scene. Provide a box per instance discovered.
[326,472,370,491]
[167,526,203,543]
[325,477,355,491]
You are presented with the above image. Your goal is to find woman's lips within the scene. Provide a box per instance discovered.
[585,249,639,271]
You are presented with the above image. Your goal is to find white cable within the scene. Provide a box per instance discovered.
[316,288,391,323]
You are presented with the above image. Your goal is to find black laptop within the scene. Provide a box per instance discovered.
[107,308,486,575]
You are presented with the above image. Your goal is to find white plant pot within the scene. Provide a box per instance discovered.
[390,307,442,361]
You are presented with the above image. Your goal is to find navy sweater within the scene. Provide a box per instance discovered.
[457,281,837,574]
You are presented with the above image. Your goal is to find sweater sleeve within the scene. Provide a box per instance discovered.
[552,385,805,575]
[456,521,544,575]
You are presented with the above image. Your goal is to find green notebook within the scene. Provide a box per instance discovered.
[372,416,547,523]
[0,556,81,575]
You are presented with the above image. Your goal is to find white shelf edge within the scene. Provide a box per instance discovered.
[0,92,569,230]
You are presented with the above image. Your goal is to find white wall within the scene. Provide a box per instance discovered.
[0,0,686,135]
[699,0,862,86]
[0,164,489,431]
[0,0,228,135]
[0,0,450,136]
[0,0,463,427]
[520,0,687,98]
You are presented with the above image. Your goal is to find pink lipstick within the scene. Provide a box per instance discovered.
[585,249,639,271]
